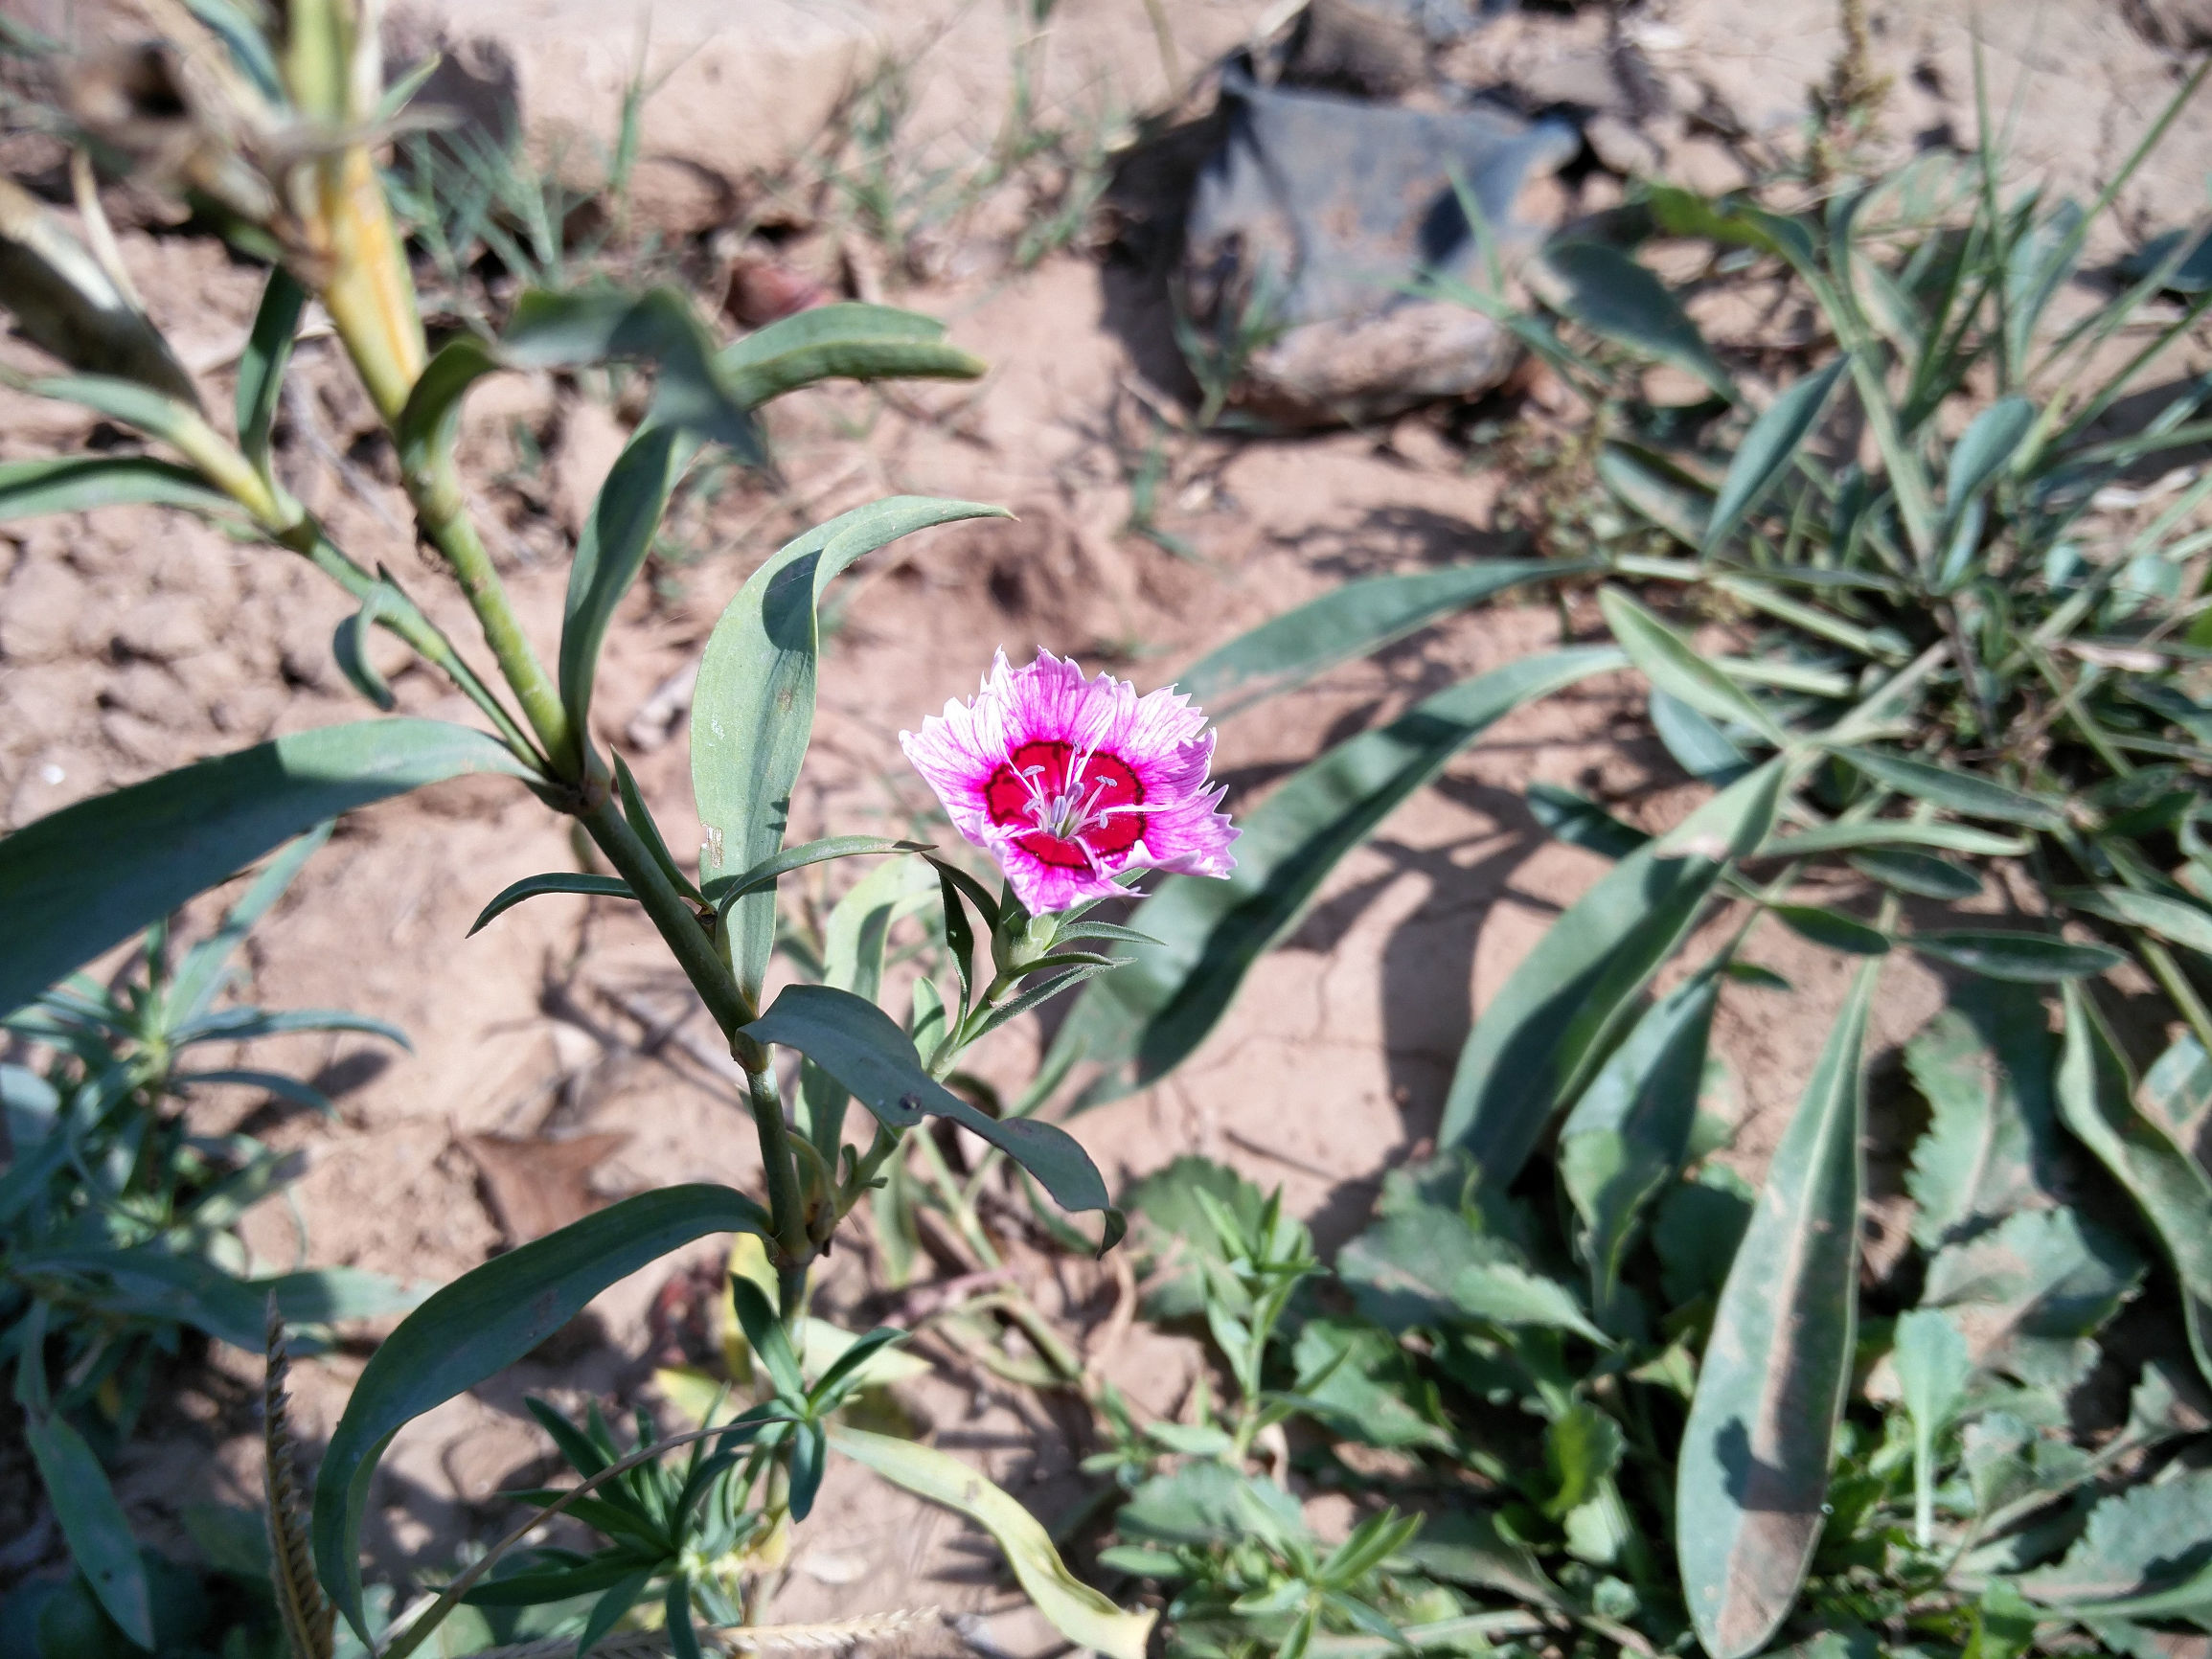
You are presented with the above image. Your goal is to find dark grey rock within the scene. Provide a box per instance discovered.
[1177,64,1577,425]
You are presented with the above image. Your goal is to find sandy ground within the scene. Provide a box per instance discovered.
[5,0,2212,1640]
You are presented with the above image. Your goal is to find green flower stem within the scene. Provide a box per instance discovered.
[744,1061,815,1281]
[578,795,749,1038]
[409,454,578,779]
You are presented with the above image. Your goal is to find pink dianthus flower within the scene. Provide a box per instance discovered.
[900,649,1239,913]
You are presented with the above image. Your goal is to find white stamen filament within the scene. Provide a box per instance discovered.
[1009,740,1164,845]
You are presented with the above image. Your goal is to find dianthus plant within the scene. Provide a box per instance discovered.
[0,6,1224,1655]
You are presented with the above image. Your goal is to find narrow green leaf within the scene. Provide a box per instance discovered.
[468,872,637,935]
[393,333,498,474]
[559,424,697,735]
[1542,240,1735,399]
[2061,886,2212,957]
[502,285,764,460]
[1945,396,2035,509]
[1838,748,2066,830]
[331,581,399,712]
[741,984,1119,1245]
[1178,560,1581,717]
[717,302,986,407]
[237,265,306,466]
[310,1186,773,1640]
[1846,848,1982,900]
[24,1412,154,1647]
[1443,759,1788,1185]
[2057,986,2212,1394]
[1651,691,1749,783]
[1559,970,1719,1314]
[1757,819,2029,858]
[0,720,536,1017]
[1047,648,1626,1109]
[1769,903,1891,955]
[1595,443,1713,545]
[613,752,699,903]
[0,454,237,522]
[1525,783,1650,860]
[829,1425,1158,1659]
[691,498,1008,1003]
[1599,587,1788,744]
[1676,963,1876,1659]
[1909,931,2123,983]
[1704,356,1849,554]
[701,836,931,915]
[166,820,331,1023]
[0,177,199,403]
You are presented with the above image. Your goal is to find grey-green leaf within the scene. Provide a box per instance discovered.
[1892,1307,1973,1547]
[1944,396,2035,510]
[1047,648,1625,1110]
[1904,981,2063,1251]
[24,1410,154,1647]
[0,175,199,404]
[717,302,986,407]
[502,285,764,460]
[1542,240,1734,400]
[237,265,306,466]
[468,872,637,935]
[691,497,1007,1003]
[559,424,698,735]
[311,1184,773,1640]
[1770,903,1891,955]
[1704,356,1849,554]
[1909,931,2124,983]
[1443,759,1787,1186]
[0,455,238,523]
[1839,748,2066,830]
[741,984,1119,1244]
[1921,1207,2143,1392]
[1676,962,1875,1659]
[1559,968,1719,1317]
[1595,443,1713,546]
[2056,985,2212,1394]
[1178,559,1582,718]
[1599,586,1788,745]
[0,719,536,1017]
[2018,1467,2212,1615]
[1846,847,1982,900]
[2061,886,2212,957]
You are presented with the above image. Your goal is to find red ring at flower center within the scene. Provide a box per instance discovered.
[984,739,1146,869]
